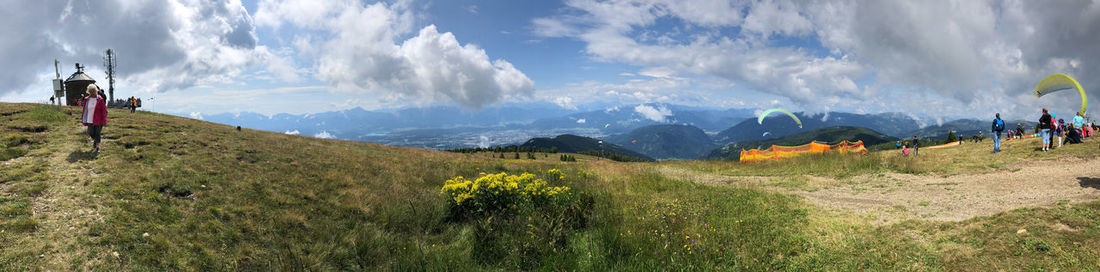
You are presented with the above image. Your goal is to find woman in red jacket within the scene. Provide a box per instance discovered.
[81,84,108,153]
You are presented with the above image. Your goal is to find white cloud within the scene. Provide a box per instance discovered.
[634,104,673,122]
[533,0,1100,119]
[189,112,204,120]
[255,0,534,109]
[477,135,490,148]
[0,0,303,100]
[313,130,335,139]
[284,130,300,135]
[553,96,577,110]
[576,118,586,124]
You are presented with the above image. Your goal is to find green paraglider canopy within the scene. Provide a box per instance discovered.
[757,108,802,128]
[1035,73,1087,116]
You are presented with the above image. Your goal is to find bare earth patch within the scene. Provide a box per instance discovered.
[661,157,1100,225]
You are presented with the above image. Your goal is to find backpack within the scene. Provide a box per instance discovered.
[994,118,1004,132]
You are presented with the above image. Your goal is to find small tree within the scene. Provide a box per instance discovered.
[514,152,520,159]
[946,131,957,142]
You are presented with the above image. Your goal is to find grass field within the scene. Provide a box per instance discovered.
[1,102,1097,270]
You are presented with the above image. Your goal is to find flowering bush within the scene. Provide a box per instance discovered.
[441,171,571,216]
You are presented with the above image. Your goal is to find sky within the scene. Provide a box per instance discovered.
[2,0,1100,124]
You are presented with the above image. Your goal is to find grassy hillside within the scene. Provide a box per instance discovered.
[519,134,653,161]
[605,124,717,160]
[1,102,1098,270]
[703,126,899,161]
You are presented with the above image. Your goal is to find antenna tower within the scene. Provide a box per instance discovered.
[103,49,117,101]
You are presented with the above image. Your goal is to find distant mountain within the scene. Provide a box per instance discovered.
[196,103,577,140]
[905,119,1039,139]
[519,134,654,161]
[527,103,754,134]
[605,124,718,160]
[703,126,899,161]
[713,112,920,144]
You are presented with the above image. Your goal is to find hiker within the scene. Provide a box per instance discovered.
[1066,124,1083,144]
[1015,123,1024,139]
[1073,112,1085,133]
[129,96,137,113]
[895,141,902,149]
[81,84,108,153]
[1051,118,1060,148]
[912,135,919,156]
[49,96,55,105]
[992,113,1005,153]
[1039,108,1053,151]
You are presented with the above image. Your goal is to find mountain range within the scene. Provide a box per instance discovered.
[518,134,654,161]
[605,124,718,160]
[184,104,1023,155]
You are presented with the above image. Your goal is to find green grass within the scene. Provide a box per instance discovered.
[676,133,1100,179]
[0,102,1098,270]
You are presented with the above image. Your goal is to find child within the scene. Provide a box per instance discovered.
[902,141,910,156]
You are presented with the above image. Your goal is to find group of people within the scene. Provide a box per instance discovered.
[126,96,139,113]
[1036,108,1090,151]
[892,108,1092,156]
[897,135,920,156]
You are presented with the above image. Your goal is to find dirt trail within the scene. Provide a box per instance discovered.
[28,110,111,268]
[659,158,1100,225]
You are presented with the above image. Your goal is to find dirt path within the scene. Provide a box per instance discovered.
[659,158,1100,225]
[31,110,111,268]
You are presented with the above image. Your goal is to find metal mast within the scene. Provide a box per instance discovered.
[103,49,117,101]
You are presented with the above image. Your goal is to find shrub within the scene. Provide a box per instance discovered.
[440,170,592,268]
[441,171,570,217]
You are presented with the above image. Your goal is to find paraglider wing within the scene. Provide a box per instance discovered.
[757,108,803,128]
[762,131,771,137]
[1035,73,1087,115]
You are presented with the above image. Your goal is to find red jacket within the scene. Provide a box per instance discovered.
[81,95,108,126]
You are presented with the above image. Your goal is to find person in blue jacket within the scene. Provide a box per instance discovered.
[992,113,1005,153]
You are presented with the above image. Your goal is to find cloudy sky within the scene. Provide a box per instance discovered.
[2,0,1099,122]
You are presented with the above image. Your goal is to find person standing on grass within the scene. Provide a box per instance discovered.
[992,113,1005,153]
[1051,117,1060,147]
[1073,112,1085,137]
[1039,108,1053,151]
[81,84,108,153]
[912,135,919,156]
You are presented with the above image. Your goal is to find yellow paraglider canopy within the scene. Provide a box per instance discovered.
[1034,73,1087,115]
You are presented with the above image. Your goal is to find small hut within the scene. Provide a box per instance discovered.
[64,63,96,106]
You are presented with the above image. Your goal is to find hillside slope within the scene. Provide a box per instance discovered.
[519,134,654,161]
[1,102,1097,271]
[703,126,898,160]
[605,124,717,160]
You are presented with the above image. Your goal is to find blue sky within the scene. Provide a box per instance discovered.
[2,0,1100,125]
